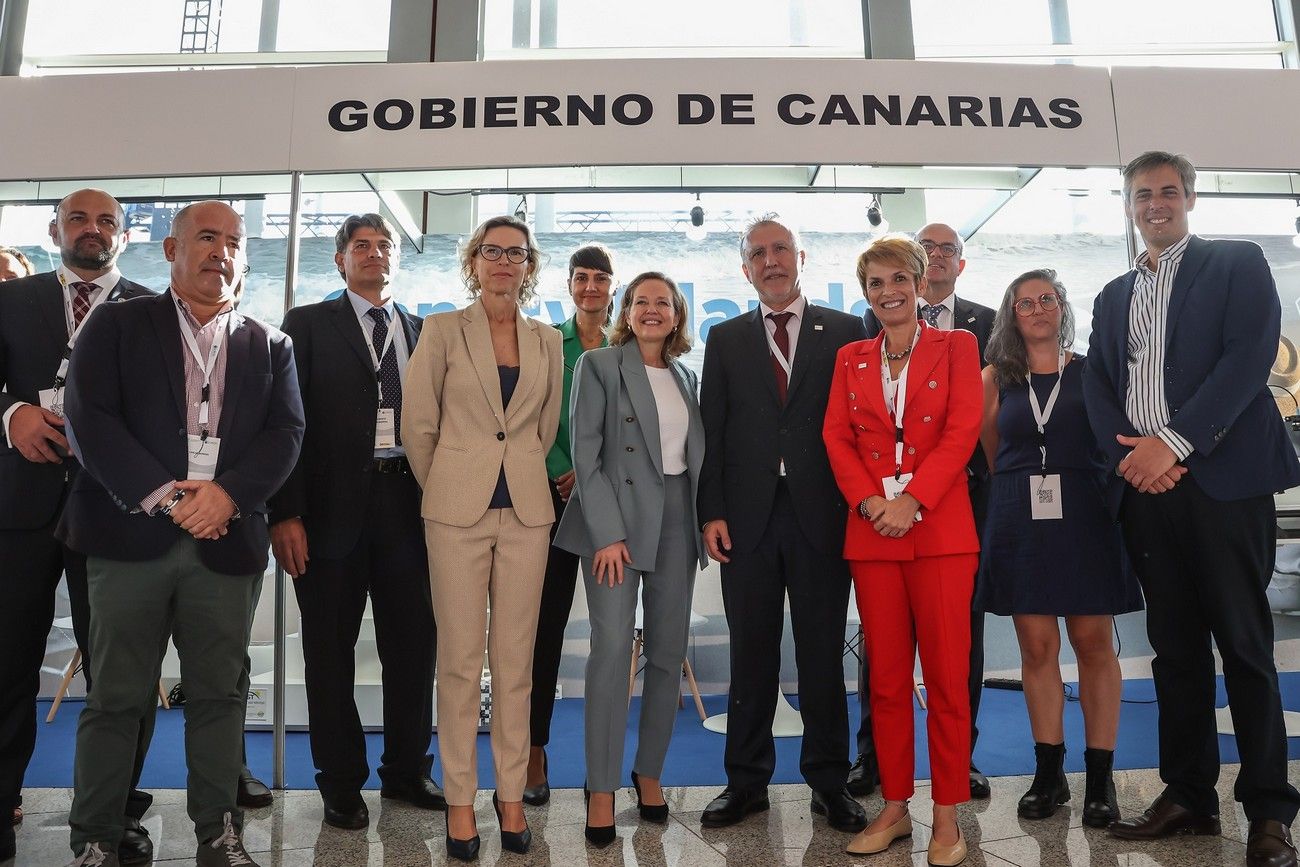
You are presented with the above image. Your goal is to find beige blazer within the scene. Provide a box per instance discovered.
[402,300,564,528]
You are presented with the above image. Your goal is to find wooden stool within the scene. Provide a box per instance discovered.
[45,649,169,722]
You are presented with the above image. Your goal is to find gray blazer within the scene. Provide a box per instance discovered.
[554,341,707,572]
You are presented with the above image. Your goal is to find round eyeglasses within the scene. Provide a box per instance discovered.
[919,240,960,259]
[1014,293,1061,317]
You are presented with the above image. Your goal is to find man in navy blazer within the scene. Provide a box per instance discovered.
[0,189,157,866]
[58,201,303,867]
[268,214,443,830]
[1084,151,1300,865]
[862,221,997,800]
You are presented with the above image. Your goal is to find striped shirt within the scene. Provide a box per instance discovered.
[1124,234,1195,461]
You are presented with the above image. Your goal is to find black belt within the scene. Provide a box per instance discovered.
[372,456,410,474]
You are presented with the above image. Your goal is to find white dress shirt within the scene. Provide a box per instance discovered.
[919,291,955,331]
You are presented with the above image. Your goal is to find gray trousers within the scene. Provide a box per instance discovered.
[69,537,260,852]
[583,473,698,793]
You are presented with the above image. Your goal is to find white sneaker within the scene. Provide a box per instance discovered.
[66,842,119,867]
[195,813,260,867]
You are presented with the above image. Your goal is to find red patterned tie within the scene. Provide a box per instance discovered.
[71,282,95,328]
[767,311,793,402]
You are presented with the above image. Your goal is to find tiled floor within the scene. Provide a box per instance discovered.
[11,762,1297,866]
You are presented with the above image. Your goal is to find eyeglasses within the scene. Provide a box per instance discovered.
[477,244,530,264]
[1013,293,1061,317]
[919,240,960,259]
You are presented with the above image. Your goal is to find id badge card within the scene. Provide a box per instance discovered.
[187,434,220,481]
[1030,474,1063,520]
[879,473,923,522]
[38,387,65,418]
[375,408,396,449]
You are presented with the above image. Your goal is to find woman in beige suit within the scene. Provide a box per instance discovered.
[402,215,563,861]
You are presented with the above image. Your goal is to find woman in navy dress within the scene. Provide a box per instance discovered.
[975,269,1141,828]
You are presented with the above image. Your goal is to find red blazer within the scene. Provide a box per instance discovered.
[823,323,982,562]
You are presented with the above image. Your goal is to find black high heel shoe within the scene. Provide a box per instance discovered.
[492,792,532,854]
[522,750,550,806]
[583,784,616,848]
[445,810,480,863]
[630,771,669,824]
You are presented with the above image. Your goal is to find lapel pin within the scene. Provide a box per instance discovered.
[814,324,823,331]
[858,362,868,369]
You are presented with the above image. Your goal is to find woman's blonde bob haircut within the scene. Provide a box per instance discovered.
[855,233,930,295]
[607,271,694,362]
[459,214,544,306]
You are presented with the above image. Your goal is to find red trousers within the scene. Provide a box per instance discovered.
[852,554,976,806]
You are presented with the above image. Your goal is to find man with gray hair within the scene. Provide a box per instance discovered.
[268,213,443,830]
[58,200,303,866]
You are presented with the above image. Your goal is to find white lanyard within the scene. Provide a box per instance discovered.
[880,325,922,478]
[1026,350,1066,472]
[54,276,114,386]
[763,312,795,379]
[364,308,398,401]
[175,302,228,431]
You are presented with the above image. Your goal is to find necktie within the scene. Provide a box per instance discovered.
[920,303,943,328]
[71,282,95,329]
[366,308,402,446]
[767,311,794,403]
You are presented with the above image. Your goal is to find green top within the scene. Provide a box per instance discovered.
[545,314,607,478]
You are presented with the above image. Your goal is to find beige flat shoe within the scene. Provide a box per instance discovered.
[927,827,968,866]
[845,814,913,855]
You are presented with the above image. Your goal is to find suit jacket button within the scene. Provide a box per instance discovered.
[849,392,855,400]
[923,415,932,422]
[625,479,633,485]
[625,446,634,452]
[626,416,635,422]
[928,381,937,389]
[496,432,505,441]
[858,424,867,431]
[907,446,916,455]
[871,451,880,460]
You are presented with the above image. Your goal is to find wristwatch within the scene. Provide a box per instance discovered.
[157,489,186,517]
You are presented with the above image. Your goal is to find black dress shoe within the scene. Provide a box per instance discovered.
[237,772,273,808]
[1109,793,1220,840]
[631,771,669,823]
[380,775,447,810]
[492,792,532,854]
[811,787,868,833]
[969,764,991,800]
[583,784,616,848]
[322,796,369,830]
[118,816,153,866]
[522,751,550,806]
[701,787,770,828]
[1247,819,1298,867]
[846,752,879,797]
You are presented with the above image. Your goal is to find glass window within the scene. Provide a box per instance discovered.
[1068,0,1279,44]
[23,0,262,57]
[273,0,390,51]
[912,0,1052,48]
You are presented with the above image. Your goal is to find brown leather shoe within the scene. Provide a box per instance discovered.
[1109,793,1220,840]
[1247,820,1298,866]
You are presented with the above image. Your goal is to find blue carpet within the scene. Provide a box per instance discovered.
[27,673,1300,789]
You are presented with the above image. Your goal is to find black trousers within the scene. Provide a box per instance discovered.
[856,474,987,758]
[1121,481,1300,824]
[530,482,580,747]
[0,507,152,819]
[721,480,851,792]
[293,471,436,801]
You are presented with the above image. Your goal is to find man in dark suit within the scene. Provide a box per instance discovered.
[0,189,157,865]
[1085,151,1299,866]
[57,201,303,867]
[268,213,443,829]
[697,214,867,833]
[861,222,996,800]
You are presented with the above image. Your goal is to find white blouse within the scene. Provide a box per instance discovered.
[646,365,689,475]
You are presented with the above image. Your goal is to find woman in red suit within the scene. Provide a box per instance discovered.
[824,235,982,866]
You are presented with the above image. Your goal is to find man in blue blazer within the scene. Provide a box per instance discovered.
[58,201,304,867]
[0,189,156,866]
[1084,151,1299,866]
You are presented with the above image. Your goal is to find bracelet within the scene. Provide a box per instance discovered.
[857,498,873,520]
[157,489,186,516]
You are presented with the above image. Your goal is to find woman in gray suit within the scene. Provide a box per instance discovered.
[554,272,707,846]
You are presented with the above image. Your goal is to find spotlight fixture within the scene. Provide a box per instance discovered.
[685,194,707,242]
[514,194,528,222]
[866,194,889,234]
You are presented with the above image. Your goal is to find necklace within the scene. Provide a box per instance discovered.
[884,345,912,361]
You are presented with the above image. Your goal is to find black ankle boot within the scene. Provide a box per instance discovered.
[1017,742,1070,819]
[1081,748,1119,828]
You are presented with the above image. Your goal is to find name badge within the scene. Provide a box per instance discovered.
[375,408,396,449]
[1030,474,1063,520]
[187,434,221,481]
[38,387,65,418]
[880,473,923,522]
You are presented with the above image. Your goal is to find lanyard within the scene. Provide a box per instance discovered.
[53,276,116,387]
[880,325,922,479]
[175,302,229,433]
[763,312,795,379]
[364,308,398,402]
[1025,350,1066,472]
